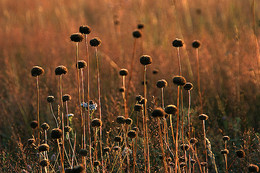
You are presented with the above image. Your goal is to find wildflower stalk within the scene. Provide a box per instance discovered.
[196,48,203,113]
[175,86,180,173]
[157,118,168,173]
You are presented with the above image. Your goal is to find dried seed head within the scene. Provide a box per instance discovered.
[79,25,91,34]
[64,126,72,133]
[77,60,87,69]
[72,164,85,173]
[151,107,165,118]
[47,96,55,103]
[223,136,230,141]
[152,69,159,74]
[128,130,137,138]
[31,66,44,77]
[200,162,208,167]
[79,149,88,156]
[93,161,101,167]
[113,146,121,151]
[236,150,245,158]
[91,118,102,127]
[134,104,143,112]
[199,114,208,120]
[104,147,110,153]
[41,123,50,131]
[180,144,190,151]
[125,118,133,125]
[191,159,196,164]
[248,164,259,172]
[140,55,152,66]
[119,87,125,93]
[137,24,144,29]
[116,116,126,124]
[167,157,172,162]
[28,138,35,145]
[119,69,128,76]
[90,37,101,47]
[55,65,68,75]
[38,144,49,152]
[132,127,139,132]
[138,98,147,105]
[51,128,62,139]
[62,94,71,102]
[165,105,177,115]
[184,82,193,91]
[179,156,185,162]
[132,30,142,38]
[156,79,168,88]
[172,38,184,47]
[70,33,84,42]
[221,149,229,155]
[114,136,123,143]
[190,138,198,144]
[169,162,175,167]
[192,40,201,48]
[135,95,143,102]
[40,159,49,167]
[173,76,186,86]
[30,120,38,129]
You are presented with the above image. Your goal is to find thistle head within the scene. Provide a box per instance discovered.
[140,55,152,66]
[184,82,193,91]
[31,66,44,77]
[151,107,165,118]
[132,30,142,38]
[192,40,201,48]
[119,69,128,76]
[77,60,87,69]
[47,96,55,103]
[41,123,50,131]
[55,65,68,75]
[128,130,137,139]
[172,38,184,47]
[70,33,84,42]
[90,37,101,47]
[173,76,186,86]
[165,105,177,115]
[91,118,102,127]
[156,79,168,88]
[30,121,38,129]
[51,128,62,139]
[62,94,71,102]
[79,25,91,34]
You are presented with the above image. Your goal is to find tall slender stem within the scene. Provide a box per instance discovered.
[157,118,168,173]
[59,75,65,173]
[36,76,40,144]
[177,47,182,75]
[196,48,203,113]
[175,86,180,173]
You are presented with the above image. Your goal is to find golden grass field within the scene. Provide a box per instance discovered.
[0,0,259,172]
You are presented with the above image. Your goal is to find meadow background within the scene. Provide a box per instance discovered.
[0,0,259,172]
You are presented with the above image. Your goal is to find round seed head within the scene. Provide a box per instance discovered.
[152,69,159,74]
[119,87,125,93]
[28,138,35,145]
[125,118,133,125]
[200,162,208,167]
[79,25,91,34]
[156,79,168,88]
[192,40,201,48]
[236,150,245,158]
[62,94,71,102]
[72,164,85,173]
[79,149,88,156]
[70,33,84,42]
[116,116,126,124]
[172,38,184,47]
[184,82,193,91]
[135,95,143,102]
[47,96,55,103]
[64,126,72,133]
[113,146,121,151]
[91,118,102,127]
[180,162,187,168]
[31,66,44,77]
[169,162,175,167]
[77,60,87,69]
[167,157,172,162]
[223,136,230,141]
[137,24,144,29]
[173,76,186,86]
[191,159,196,164]
[138,98,146,105]
[221,149,229,155]
[132,30,142,38]
[104,147,110,153]
[38,144,49,152]
[51,128,62,139]
[199,114,208,120]
[119,69,128,76]
[248,164,259,172]
[128,130,137,138]
[140,55,152,66]
[134,104,143,112]
[90,37,101,47]
[55,65,68,75]
[30,120,38,129]
[151,107,165,118]
[114,136,123,143]
[40,159,49,167]
[190,138,198,144]
[165,105,177,115]
[41,123,50,131]
[93,161,100,167]
[180,144,190,151]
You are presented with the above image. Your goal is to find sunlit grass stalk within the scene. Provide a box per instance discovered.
[181,87,184,144]
[196,48,203,113]
[202,120,207,172]
[49,103,58,128]
[175,85,180,173]
[177,47,182,75]
[36,76,40,144]
[157,118,168,173]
